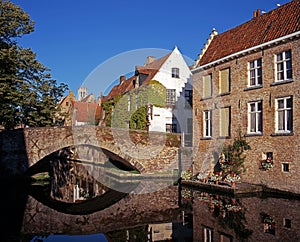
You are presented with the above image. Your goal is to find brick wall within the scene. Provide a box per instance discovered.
[192,37,300,194]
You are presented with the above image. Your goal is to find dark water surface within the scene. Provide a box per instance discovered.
[1,178,300,242]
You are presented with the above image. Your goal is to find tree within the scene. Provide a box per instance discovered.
[220,132,251,176]
[0,0,68,129]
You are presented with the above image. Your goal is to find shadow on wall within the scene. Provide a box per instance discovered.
[0,129,29,177]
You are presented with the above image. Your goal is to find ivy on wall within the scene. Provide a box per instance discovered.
[101,80,166,130]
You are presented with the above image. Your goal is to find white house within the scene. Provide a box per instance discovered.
[136,47,193,143]
[101,47,193,145]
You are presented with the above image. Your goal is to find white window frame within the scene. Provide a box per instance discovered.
[248,58,262,87]
[248,101,262,134]
[203,226,213,242]
[282,163,290,173]
[203,110,212,137]
[127,94,131,111]
[166,89,176,105]
[275,50,292,82]
[172,67,180,78]
[275,96,292,133]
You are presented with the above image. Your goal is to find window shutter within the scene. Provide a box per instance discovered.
[219,69,230,94]
[203,75,212,97]
[220,107,230,136]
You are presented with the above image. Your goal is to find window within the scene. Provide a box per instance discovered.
[184,90,193,107]
[166,123,176,133]
[127,94,131,111]
[275,50,292,82]
[203,110,212,137]
[219,107,230,137]
[202,226,213,242]
[282,163,290,172]
[203,74,212,98]
[172,67,179,78]
[166,89,176,105]
[249,58,262,86]
[185,118,193,147]
[284,218,292,228]
[220,233,233,242]
[135,93,139,109]
[275,96,292,133]
[219,68,230,94]
[248,101,262,133]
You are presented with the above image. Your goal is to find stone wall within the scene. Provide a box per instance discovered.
[0,126,181,176]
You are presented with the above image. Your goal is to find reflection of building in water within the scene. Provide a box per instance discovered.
[183,187,300,241]
[50,160,108,203]
[148,223,173,241]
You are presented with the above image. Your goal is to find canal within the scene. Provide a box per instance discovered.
[1,158,300,242]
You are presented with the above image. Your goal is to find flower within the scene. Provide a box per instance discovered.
[261,159,273,170]
[225,173,241,182]
[181,169,192,180]
[197,173,208,181]
[210,173,222,181]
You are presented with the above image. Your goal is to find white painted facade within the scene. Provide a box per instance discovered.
[147,47,193,144]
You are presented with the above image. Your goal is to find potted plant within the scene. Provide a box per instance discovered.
[261,157,273,170]
[225,172,241,188]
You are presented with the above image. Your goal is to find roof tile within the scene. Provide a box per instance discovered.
[198,1,300,66]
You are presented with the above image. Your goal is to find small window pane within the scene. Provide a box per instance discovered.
[277,100,284,109]
[277,53,283,61]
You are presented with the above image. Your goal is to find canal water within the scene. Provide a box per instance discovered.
[1,162,300,241]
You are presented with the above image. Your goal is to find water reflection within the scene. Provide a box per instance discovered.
[181,186,300,241]
[49,159,111,203]
[1,175,300,241]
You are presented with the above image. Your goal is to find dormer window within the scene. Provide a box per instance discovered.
[172,68,180,78]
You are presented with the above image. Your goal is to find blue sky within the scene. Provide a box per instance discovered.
[12,0,291,98]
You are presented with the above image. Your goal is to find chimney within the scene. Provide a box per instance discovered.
[253,9,261,18]
[257,9,261,16]
[145,56,155,65]
[120,75,126,84]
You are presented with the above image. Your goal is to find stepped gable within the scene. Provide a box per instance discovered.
[197,0,300,67]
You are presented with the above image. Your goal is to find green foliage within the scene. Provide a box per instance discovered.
[103,80,166,130]
[0,0,68,129]
[221,132,251,176]
[129,106,147,129]
[148,80,166,107]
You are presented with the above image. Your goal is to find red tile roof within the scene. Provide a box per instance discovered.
[197,1,300,66]
[137,53,171,86]
[102,52,171,101]
[73,102,101,123]
[102,75,136,102]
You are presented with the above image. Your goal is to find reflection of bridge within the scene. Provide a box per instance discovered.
[22,185,180,235]
[0,126,183,176]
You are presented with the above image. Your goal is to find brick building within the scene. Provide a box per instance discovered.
[192,1,300,193]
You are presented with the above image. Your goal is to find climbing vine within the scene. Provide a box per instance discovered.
[220,132,251,177]
[102,80,166,130]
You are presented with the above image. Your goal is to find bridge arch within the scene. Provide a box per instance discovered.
[0,126,181,176]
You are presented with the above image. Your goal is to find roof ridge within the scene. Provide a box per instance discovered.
[196,0,300,67]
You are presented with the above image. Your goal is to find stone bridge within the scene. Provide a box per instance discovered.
[0,126,184,176]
